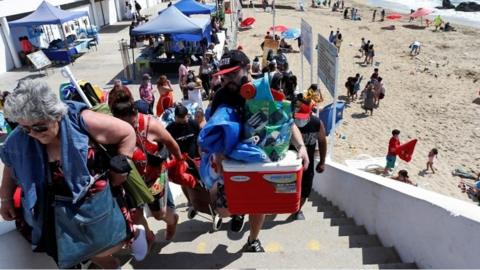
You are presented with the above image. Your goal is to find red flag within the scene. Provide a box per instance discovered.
[396,139,418,162]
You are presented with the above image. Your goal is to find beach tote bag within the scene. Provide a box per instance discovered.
[243,74,293,162]
[53,180,127,268]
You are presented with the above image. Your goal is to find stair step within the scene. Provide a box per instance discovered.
[374,262,417,269]
[337,225,368,236]
[316,205,340,212]
[360,247,402,264]
[323,209,347,219]
[347,235,382,248]
[330,217,356,226]
[124,248,403,269]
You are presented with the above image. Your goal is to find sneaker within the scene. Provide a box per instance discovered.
[230,215,245,232]
[293,210,306,220]
[242,238,265,253]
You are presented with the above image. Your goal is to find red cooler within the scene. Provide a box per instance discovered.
[222,151,303,215]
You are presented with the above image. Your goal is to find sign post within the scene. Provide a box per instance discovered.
[300,19,312,91]
[317,33,339,159]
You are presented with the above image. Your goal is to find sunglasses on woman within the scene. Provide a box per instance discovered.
[20,123,50,134]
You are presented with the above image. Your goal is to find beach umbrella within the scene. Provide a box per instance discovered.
[240,17,255,28]
[269,25,288,33]
[386,13,402,20]
[281,28,300,39]
[410,8,433,19]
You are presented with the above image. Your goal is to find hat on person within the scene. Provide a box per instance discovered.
[213,50,250,76]
[294,102,312,120]
[142,73,151,81]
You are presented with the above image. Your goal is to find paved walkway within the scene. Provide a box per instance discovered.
[0,2,183,102]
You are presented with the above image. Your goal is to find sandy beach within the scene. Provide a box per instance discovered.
[237,0,480,202]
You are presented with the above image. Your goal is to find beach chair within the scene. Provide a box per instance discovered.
[345,154,396,175]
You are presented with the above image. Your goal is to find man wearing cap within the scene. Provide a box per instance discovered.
[292,98,327,220]
[208,50,310,252]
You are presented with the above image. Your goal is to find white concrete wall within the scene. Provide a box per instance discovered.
[0,0,84,17]
[0,26,14,73]
[313,160,480,269]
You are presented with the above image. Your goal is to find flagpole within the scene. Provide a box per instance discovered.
[272,0,275,37]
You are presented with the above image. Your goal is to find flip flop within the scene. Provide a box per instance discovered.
[165,213,179,241]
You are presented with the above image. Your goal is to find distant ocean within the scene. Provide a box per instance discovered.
[366,0,480,28]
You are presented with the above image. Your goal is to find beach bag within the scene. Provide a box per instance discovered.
[242,74,293,162]
[53,180,127,268]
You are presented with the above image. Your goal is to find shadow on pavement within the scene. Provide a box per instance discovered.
[129,244,242,268]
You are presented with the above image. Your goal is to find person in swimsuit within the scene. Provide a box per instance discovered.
[110,91,183,244]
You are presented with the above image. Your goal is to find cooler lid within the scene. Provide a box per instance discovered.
[222,150,302,172]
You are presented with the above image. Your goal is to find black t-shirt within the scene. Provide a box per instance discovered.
[166,119,200,158]
[298,116,322,160]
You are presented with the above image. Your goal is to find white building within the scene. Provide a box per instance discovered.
[0,0,160,74]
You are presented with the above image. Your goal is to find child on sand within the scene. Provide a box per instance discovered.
[426,148,438,173]
[392,170,417,186]
[383,129,401,175]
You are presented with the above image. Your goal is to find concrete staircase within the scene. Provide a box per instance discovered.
[122,191,417,269]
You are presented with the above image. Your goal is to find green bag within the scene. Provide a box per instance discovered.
[124,160,155,207]
[243,75,293,162]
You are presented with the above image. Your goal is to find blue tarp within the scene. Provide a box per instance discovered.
[162,0,216,15]
[318,101,346,136]
[132,6,211,41]
[9,1,88,27]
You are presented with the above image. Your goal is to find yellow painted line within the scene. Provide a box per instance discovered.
[307,240,321,251]
[197,242,206,253]
[264,242,283,253]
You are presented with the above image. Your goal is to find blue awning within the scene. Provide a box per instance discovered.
[9,1,88,27]
[162,0,216,16]
[132,6,210,39]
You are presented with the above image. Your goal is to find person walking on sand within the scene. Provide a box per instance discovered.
[351,8,355,20]
[383,129,401,175]
[363,82,375,115]
[335,33,343,53]
[366,44,375,66]
[359,37,366,57]
[426,148,438,174]
[343,8,349,19]
[381,9,385,21]
[409,41,421,55]
[372,10,377,22]
[329,31,335,43]
[375,77,385,107]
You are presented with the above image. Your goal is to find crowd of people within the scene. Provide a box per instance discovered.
[0,28,330,268]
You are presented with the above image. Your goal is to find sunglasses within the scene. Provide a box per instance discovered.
[20,123,50,134]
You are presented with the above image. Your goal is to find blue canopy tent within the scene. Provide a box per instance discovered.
[132,6,211,42]
[9,1,88,26]
[160,0,216,16]
[9,1,94,64]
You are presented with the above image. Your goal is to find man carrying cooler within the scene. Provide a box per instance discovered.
[204,50,309,252]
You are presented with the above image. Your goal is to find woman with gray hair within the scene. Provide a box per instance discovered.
[0,79,143,268]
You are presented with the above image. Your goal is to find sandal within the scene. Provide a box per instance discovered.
[165,213,179,241]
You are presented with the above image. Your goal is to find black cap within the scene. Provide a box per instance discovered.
[213,50,250,76]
